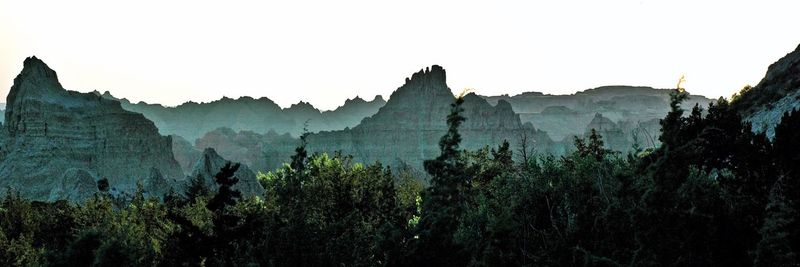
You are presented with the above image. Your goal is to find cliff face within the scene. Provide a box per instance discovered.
[736,44,800,138]
[100,91,386,142]
[267,66,555,170]
[0,57,184,200]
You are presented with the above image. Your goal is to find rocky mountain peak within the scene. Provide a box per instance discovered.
[6,56,64,105]
[21,56,59,82]
[400,65,447,92]
[344,96,366,105]
[379,65,452,113]
[288,101,318,111]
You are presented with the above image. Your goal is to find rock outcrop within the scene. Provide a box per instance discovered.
[735,44,800,138]
[259,65,554,170]
[189,148,265,197]
[0,56,184,200]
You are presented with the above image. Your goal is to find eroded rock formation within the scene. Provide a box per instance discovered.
[273,65,555,170]
[0,56,184,200]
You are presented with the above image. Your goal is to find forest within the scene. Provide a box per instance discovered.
[1,88,799,266]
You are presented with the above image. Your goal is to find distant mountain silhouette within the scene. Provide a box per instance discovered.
[98,91,386,141]
[481,86,713,152]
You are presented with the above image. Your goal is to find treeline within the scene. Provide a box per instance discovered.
[1,89,799,266]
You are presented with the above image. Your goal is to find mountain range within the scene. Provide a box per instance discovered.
[3,43,800,200]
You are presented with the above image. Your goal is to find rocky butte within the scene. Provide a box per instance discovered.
[267,65,556,171]
[0,57,184,201]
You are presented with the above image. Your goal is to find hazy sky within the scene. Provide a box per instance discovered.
[1,0,799,110]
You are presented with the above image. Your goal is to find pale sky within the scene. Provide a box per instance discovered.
[1,0,799,110]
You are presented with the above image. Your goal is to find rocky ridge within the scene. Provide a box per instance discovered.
[482,86,714,148]
[99,90,386,141]
[736,44,800,138]
[268,66,556,170]
[0,57,184,200]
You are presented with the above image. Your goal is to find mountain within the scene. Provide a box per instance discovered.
[168,66,554,173]
[256,66,556,171]
[734,44,800,138]
[188,148,265,197]
[482,86,714,146]
[0,57,184,200]
[99,91,386,141]
[171,128,297,175]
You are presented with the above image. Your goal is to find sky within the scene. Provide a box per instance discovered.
[1,0,799,110]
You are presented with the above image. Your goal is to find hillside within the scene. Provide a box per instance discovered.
[734,44,800,138]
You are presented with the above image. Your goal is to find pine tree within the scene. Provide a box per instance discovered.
[206,162,241,212]
[659,87,689,148]
[416,96,470,265]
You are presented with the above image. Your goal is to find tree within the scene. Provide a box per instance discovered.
[415,96,471,265]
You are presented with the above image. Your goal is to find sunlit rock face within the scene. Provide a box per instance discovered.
[738,44,800,138]
[0,56,184,200]
[188,148,265,197]
[271,65,556,170]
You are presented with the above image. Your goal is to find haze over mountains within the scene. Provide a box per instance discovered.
[5,43,800,201]
[98,91,386,141]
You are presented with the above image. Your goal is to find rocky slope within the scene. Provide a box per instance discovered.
[0,57,184,200]
[99,91,386,141]
[735,44,800,138]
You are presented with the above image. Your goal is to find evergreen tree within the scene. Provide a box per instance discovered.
[416,96,471,265]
